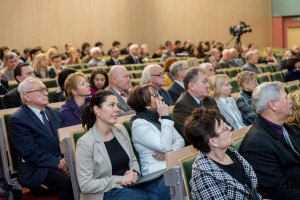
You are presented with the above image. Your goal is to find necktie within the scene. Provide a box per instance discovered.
[116,60,120,65]
[120,92,125,97]
[40,110,54,135]
[282,128,300,156]
[134,57,139,64]
[199,100,205,109]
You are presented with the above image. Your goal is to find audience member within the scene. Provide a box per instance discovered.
[174,40,182,55]
[53,68,76,102]
[76,90,168,200]
[106,47,122,66]
[248,43,256,51]
[0,46,10,68]
[88,47,106,67]
[128,83,184,176]
[204,53,218,70]
[209,48,221,62]
[107,65,135,116]
[236,71,258,125]
[140,44,150,62]
[152,44,165,59]
[284,57,300,82]
[173,67,219,145]
[0,73,8,96]
[65,47,81,65]
[9,77,74,199]
[218,49,231,69]
[209,74,245,130]
[160,41,175,62]
[21,47,31,63]
[60,72,91,126]
[286,90,300,133]
[291,45,300,59]
[46,47,58,66]
[141,64,173,106]
[64,42,73,58]
[124,44,142,64]
[167,61,188,103]
[276,50,293,71]
[186,57,199,68]
[120,42,132,55]
[1,52,18,80]
[51,54,66,75]
[107,41,121,55]
[89,68,109,96]
[239,81,300,199]
[242,51,261,74]
[185,109,261,199]
[80,42,91,59]
[12,49,24,64]
[94,41,105,56]
[163,57,178,88]
[264,47,278,63]
[229,48,243,67]
[33,53,56,79]
[199,62,215,78]
[29,47,41,67]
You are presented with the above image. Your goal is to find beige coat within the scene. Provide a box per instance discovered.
[76,124,140,200]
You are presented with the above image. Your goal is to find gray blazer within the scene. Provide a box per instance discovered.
[215,97,245,130]
[106,86,135,116]
[1,67,15,81]
[242,63,261,74]
[76,124,140,200]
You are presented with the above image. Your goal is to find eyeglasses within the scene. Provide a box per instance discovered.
[217,125,230,135]
[26,87,49,94]
[150,73,164,77]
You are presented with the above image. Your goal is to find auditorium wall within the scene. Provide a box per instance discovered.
[0,0,272,53]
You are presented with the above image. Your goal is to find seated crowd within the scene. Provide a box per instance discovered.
[0,40,299,200]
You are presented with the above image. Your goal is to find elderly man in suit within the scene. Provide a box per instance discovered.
[141,64,173,106]
[106,47,122,66]
[242,51,261,74]
[239,82,300,200]
[123,44,142,64]
[218,49,231,69]
[3,63,36,108]
[173,67,219,145]
[9,77,74,199]
[167,61,188,103]
[107,65,135,116]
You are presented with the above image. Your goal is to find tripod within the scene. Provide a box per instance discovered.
[234,34,242,52]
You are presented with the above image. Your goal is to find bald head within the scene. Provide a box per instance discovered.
[222,49,231,61]
[109,65,131,92]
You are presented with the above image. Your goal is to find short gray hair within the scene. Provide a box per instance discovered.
[199,63,212,71]
[183,67,205,89]
[129,44,139,52]
[18,77,44,103]
[90,47,101,56]
[252,81,284,114]
[170,61,187,77]
[140,64,161,84]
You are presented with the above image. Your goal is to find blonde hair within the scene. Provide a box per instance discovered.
[68,47,81,64]
[236,71,257,89]
[286,90,300,127]
[33,53,47,72]
[209,74,230,98]
[46,48,58,66]
[64,71,86,98]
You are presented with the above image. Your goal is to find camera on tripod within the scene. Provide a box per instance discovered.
[229,21,252,37]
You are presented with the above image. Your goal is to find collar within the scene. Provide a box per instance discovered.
[259,115,283,135]
[174,80,184,88]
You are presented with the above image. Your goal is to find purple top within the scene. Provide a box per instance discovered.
[60,97,91,127]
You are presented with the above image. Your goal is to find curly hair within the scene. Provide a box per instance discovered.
[286,90,300,127]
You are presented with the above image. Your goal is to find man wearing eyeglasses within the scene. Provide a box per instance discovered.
[106,47,122,66]
[141,64,173,106]
[8,77,74,199]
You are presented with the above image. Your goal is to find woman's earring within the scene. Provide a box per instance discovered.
[97,113,100,117]
[146,106,150,110]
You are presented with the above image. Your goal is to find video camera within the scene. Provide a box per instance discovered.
[229,21,252,37]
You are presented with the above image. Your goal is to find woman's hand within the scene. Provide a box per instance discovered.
[156,99,169,117]
[152,152,166,161]
[120,170,138,186]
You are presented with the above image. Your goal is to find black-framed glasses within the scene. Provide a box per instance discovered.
[150,73,164,77]
[26,87,49,94]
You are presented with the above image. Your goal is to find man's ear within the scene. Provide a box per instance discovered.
[16,76,22,83]
[268,100,277,111]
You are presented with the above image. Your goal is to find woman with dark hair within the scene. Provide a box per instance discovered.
[89,69,109,96]
[128,83,184,177]
[60,72,91,126]
[184,108,261,200]
[81,42,91,59]
[54,68,77,102]
[285,57,300,82]
[76,90,169,200]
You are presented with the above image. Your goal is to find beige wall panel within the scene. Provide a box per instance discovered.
[0,0,271,54]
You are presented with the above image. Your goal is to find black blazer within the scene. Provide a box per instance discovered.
[9,105,65,188]
[106,58,122,66]
[239,115,300,199]
[3,88,22,108]
[34,68,56,79]
[167,81,185,103]
[0,78,8,95]
[124,55,143,64]
[159,88,173,106]
[173,91,219,145]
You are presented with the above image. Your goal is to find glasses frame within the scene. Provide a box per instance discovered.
[217,125,230,135]
[26,87,49,94]
[150,73,164,77]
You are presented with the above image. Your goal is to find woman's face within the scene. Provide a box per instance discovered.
[212,120,233,149]
[96,95,120,125]
[40,58,49,68]
[220,80,232,97]
[149,88,163,111]
[71,50,78,60]
[73,76,90,97]
[243,78,258,92]
[93,74,106,90]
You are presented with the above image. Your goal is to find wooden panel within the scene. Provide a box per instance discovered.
[287,27,300,48]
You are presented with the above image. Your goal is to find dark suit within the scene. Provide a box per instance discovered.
[0,78,8,95]
[218,58,230,69]
[167,81,185,103]
[106,58,122,66]
[173,91,219,145]
[9,105,73,199]
[158,88,173,106]
[124,54,143,64]
[239,115,300,199]
[3,88,22,108]
[242,63,261,74]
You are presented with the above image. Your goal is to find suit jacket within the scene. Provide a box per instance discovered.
[76,124,140,200]
[173,91,219,145]
[9,105,64,188]
[106,58,122,66]
[242,63,261,74]
[106,86,135,116]
[167,81,185,103]
[34,68,56,79]
[214,97,245,130]
[158,88,173,106]
[3,87,22,108]
[218,58,230,69]
[0,78,9,95]
[123,54,142,65]
[239,115,300,199]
